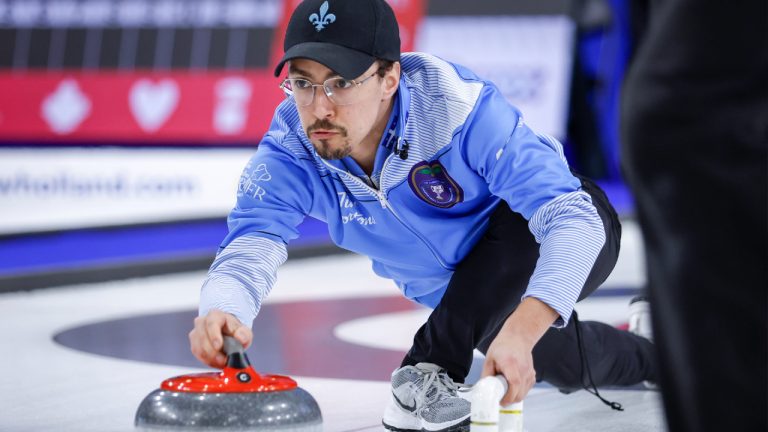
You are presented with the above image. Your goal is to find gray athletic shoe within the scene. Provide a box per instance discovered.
[382,362,471,432]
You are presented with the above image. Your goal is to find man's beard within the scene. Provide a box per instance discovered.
[315,139,351,160]
[306,119,350,160]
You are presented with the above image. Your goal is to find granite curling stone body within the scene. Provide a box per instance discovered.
[135,337,322,431]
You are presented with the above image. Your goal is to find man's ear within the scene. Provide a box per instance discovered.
[382,62,401,99]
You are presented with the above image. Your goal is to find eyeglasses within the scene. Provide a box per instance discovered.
[279,72,378,107]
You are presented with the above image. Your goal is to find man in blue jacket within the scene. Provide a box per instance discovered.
[188,0,657,430]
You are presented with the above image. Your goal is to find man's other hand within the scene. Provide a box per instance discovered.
[481,334,536,405]
[481,297,559,405]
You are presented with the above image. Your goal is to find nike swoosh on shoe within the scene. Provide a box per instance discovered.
[392,391,417,412]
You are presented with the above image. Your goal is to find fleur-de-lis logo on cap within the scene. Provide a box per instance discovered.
[309,1,336,31]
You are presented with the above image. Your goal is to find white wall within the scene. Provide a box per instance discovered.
[415,15,575,139]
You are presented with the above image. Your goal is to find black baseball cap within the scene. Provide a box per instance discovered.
[274,0,401,79]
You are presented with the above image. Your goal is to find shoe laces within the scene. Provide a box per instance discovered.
[412,368,466,414]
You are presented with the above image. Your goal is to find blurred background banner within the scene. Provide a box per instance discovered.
[0,0,291,143]
[0,148,254,233]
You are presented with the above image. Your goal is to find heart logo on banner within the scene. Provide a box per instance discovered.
[129,79,180,133]
[41,79,91,134]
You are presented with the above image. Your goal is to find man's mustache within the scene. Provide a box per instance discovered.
[307,119,348,136]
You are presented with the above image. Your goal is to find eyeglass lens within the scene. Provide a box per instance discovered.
[282,77,367,107]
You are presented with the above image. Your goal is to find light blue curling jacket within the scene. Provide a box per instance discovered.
[200,53,606,329]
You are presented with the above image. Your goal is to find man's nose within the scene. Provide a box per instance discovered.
[311,87,335,118]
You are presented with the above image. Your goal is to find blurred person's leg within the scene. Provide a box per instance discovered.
[621,0,768,430]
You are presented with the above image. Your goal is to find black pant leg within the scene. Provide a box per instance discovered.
[402,200,540,382]
[403,180,655,388]
[621,0,768,430]
[530,315,656,390]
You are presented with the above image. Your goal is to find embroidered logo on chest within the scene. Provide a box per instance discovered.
[407,161,463,208]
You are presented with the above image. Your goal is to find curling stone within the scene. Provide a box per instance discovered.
[135,336,322,431]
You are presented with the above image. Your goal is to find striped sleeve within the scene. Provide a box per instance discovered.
[198,234,288,328]
[523,190,606,327]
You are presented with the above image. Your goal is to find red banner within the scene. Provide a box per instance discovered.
[387,0,426,52]
[0,71,285,144]
[0,1,427,144]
